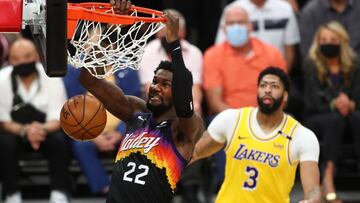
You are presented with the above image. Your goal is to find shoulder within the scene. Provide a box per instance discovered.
[212,109,240,123]
[270,0,292,10]
[204,43,225,55]
[253,38,282,55]
[301,0,322,14]
[181,40,202,57]
[37,64,64,86]
[0,65,12,80]
[143,39,162,56]
[293,124,319,145]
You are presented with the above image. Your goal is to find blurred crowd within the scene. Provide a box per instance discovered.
[0,0,360,203]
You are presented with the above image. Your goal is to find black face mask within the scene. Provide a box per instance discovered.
[160,37,172,55]
[320,44,340,58]
[13,61,37,77]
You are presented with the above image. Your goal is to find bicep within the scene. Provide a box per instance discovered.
[192,131,225,161]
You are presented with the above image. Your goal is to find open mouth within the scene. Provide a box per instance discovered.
[149,95,162,102]
[262,97,273,105]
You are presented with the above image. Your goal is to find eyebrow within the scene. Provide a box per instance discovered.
[153,76,172,83]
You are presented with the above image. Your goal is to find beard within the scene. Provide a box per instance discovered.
[257,95,283,115]
[146,100,173,117]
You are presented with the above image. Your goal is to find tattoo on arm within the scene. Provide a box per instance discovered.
[305,186,321,202]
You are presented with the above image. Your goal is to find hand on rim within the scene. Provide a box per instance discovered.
[110,0,132,15]
[163,11,179,43]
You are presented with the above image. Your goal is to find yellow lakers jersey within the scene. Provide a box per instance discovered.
[215,107,299,203]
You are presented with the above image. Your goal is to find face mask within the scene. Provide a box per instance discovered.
[225,24,249,47]
[320,44,340,58]
[13,61,37,77]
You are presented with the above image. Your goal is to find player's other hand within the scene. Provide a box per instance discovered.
[163,11,179,43]
[111,0,132,15]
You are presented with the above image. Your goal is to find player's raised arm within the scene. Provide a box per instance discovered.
[164,12,204,143]
[79,0,146,122]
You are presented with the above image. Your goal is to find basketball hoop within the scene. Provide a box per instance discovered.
[67,3,166,79]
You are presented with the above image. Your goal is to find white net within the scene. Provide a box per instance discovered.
[68,9,164,79]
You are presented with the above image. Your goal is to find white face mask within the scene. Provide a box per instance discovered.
[225,24,249,47]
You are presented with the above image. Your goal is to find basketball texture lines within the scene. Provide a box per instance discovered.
[60,94,107,141]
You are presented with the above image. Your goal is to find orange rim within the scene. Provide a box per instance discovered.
[67,2,166,39]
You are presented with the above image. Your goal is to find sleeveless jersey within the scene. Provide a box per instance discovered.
[215,107,299,203]
[106,112,187,203]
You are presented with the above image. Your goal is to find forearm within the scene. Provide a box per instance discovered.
[192,133,224,162]
[304,186,321,203]
[300,161,321,203]
[79,68,133,121]
[0,121,23,135]
[169,40,194,118]
[42,120,61,133]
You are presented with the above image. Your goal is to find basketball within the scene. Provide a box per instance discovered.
[60,94,107,141]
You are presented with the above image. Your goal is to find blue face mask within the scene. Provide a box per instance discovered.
[225,24,248,47]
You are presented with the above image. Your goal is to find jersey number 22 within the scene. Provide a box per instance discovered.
[123,162,149,185]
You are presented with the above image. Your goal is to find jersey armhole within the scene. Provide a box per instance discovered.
[287,123,300,166]
[224,109,242,153]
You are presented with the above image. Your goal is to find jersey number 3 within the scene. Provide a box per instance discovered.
[243,166,259,190]
[123,162,149,185]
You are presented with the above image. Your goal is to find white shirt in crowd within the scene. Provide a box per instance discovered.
[0,62,67,122]
[208,108,320,163]
[216,0,300,55]
[139,39,203,85]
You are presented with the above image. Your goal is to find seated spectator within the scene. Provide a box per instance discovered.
[300,0,360,56]
[215,0,300,70]
[203,4,286,188]
[62,65,141,194]
[303,21,360,203]
[204,5,286,115]
[0,38,72,203]
[139,9,203,115]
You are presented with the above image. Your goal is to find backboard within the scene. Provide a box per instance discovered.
[0,0,67,77]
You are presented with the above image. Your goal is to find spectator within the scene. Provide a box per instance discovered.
[215,0,300,70]
[203,4,286,188]
[204,5,286,115]
[300,0,360,56]
[303,21,360,202]
[0,38,72,203]
[140,9,203,115]
[63,65,141,194]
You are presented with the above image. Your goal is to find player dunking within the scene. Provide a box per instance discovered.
[191,67,321,203]
[78,1,204,203]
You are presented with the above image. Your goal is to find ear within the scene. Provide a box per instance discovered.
[247,22,253,33]
[283,91,289,104]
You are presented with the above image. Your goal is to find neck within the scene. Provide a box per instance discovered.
[20,72,37,89]
[251,0,266,8]
[330,0,347,12]
[327,56,340,66]
[256,109,284,131]
[232,41,252,56]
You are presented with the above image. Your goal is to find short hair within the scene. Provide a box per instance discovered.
[257,67,290,92]
[154,60,172,74]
